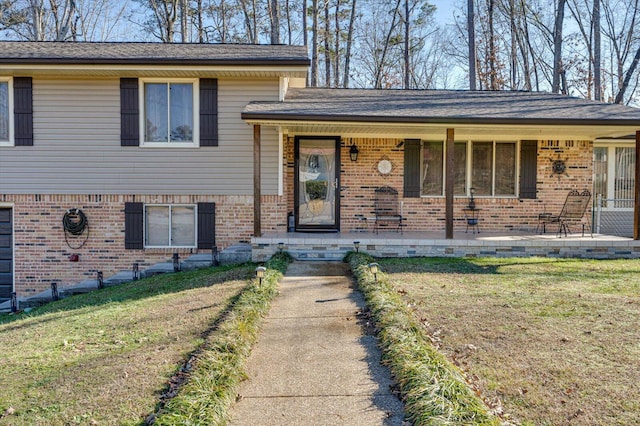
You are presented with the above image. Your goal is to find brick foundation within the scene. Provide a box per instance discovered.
[5,193,284,297]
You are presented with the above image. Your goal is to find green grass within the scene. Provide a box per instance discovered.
[153,253,290,425]
[346,252,500,426]
[377,256,640,425]
[0,256,289,426]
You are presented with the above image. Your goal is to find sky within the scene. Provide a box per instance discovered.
[431,0,458,26]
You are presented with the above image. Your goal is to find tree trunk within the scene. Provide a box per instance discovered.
[404,0,410,89]
[311,0,319,87]
[30,0,44,41]
[593,0,601,100]
[552,0,566,93]
[508,0,517,89]
[488,0,498,89]
[180,0,188,42]
[374,0,402,89]
[269,0,280,44]
[334,0,341,87]
[286,0,292,44]
[197,0,204,42]
[343,0,356,88]
[614,44,640,104]
[468,0,476,90]
[324,0,331,86]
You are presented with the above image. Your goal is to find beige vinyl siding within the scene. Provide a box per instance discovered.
[0,78,280,195]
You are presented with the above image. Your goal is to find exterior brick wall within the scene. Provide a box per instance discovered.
[276,136,593,234]
[6,194,262,297]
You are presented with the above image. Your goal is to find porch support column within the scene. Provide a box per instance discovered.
[635,131,640,240]
[445,128,455,239]
[254,124,262,238]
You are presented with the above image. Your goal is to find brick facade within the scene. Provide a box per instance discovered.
[5,193,284,297]
[5,138,593,297]
[277,136,593,234]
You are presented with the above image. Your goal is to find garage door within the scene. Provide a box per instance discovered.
[0,209,13,303]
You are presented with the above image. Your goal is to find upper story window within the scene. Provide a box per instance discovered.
[420,140,517,197]
[0,78,13,146]
[140,79,199,147]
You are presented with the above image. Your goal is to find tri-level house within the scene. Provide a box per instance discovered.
[1,41,640,302]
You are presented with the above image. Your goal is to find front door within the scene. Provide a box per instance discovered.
[0,208,13,304]
[295,137,340,232]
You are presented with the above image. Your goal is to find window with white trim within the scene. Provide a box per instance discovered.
[140,79,198,146]
[145,205,196,248]
[0,78,13,146]
[420,140,518,197]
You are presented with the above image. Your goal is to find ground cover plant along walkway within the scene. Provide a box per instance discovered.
[347,252,500,425]
[368,256,640,425]
[0,254,289,425]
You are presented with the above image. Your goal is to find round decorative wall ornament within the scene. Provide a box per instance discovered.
[377,159,393,175]
[552,159,566,174]
[549,156,569,178]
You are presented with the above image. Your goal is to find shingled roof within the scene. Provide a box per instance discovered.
[0,41,310,66]
[243,88,640,126]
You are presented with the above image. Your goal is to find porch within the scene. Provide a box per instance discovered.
[251,230,640,262]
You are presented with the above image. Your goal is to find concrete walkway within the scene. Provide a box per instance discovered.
[230,261,405,425]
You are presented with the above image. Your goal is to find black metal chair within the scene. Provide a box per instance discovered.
[538,190,592,237]
[374,186,404,234]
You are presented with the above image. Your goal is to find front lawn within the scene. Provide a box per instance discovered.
[378,257,640,425]
[0,264,254,425]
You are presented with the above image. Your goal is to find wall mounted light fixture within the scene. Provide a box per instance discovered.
[349,143,360,162]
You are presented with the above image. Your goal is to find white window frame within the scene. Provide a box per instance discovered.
[139,78,199,148]
[144,204,197,248]
[420,140,520,198]
[0,77,14,147]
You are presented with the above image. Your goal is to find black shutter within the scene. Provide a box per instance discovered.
[200,78,218,147]
[13,77,33,146]
[403,139,421,198]
[197,202,216,249]
[120,78,139,147]
[519,140,538,199]
[124,202,144,249]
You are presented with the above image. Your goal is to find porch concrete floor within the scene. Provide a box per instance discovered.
[255,229,632,244]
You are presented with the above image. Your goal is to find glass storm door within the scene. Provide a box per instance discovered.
[295,137,340,231]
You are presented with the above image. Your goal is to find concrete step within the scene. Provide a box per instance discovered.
[105,270,140,285]
[288,249,348,261]
[144,262,175,277]
[219,244,252,264]
[181,253,214,270]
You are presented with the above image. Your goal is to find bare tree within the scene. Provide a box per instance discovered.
[593,0,601,100]
[468,0,477,90]
[343,0,357,87]
[552,0,566,93]
[311,0,319,86]
[267,0,279,43]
